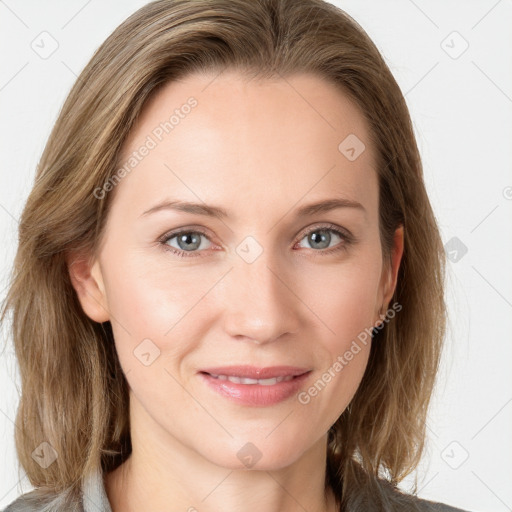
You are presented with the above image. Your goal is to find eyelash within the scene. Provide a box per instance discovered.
[158,223,354,259]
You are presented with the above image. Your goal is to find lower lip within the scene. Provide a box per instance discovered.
[199,371,311,406]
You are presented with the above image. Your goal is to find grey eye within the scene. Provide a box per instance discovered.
[165,231,211,252]
[298,229,342,250]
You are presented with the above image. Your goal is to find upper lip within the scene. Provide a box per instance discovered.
[199,365,311,379]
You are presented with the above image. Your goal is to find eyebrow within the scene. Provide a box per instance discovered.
[140,197,366,219]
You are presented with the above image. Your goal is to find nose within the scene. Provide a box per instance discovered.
[221,249,302,345]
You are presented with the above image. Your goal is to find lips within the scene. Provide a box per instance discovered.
[198,365,312,406]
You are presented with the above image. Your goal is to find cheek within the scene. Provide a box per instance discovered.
[294,265,377,428]
[294,254,382,344]
[290,256,380,414]
[103,230,212,321]
[100,255,207,421]
[99,249,207,367]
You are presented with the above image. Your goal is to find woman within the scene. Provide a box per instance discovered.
[1,0,472,511]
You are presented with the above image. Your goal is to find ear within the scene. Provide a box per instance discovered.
[66,250,110,323]
[376,225,404,325]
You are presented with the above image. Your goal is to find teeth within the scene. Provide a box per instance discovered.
[209,374,295,385]
[257,377,283,386]
[237,377,258,384]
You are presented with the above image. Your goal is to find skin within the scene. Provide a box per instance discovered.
[68,70,404,512]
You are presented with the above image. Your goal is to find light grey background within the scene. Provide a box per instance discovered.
[1,1,511,511]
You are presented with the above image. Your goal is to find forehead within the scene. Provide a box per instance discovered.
[114,70,378,219]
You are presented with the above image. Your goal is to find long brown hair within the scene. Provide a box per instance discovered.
[1,0,446,510]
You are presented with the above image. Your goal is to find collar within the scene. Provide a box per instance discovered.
[82,466,113,512]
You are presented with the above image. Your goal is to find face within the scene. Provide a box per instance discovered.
[71,70,403,471]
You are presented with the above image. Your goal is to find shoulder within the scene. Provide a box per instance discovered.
[2,467,111,512]
[383,483,473,512]
[362,476,474,512]
[1,487,83,512]
[345,464,474,512]
[411,494,473,512]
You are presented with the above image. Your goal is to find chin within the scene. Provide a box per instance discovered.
[201,437,306,471]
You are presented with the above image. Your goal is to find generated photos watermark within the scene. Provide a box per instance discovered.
[297,301,402,405]
[93,96,198,200]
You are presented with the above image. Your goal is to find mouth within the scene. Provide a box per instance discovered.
[198,366,312,406]
[203,373,297,385]
[199,365,311,382]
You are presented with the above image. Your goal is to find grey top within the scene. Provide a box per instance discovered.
[2,468,112,512]
[2,466,472,512]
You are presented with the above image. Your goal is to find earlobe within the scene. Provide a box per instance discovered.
[67,252,110,323]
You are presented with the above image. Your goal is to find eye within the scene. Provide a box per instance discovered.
[160,228,213,258]
[295,223,352,255]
